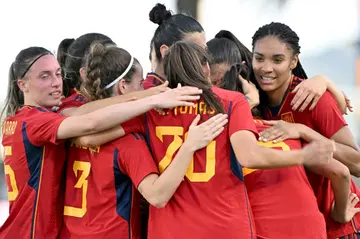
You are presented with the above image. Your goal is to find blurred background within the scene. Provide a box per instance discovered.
[0,0,359,224]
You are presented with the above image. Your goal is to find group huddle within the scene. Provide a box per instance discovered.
[1,2,360,239]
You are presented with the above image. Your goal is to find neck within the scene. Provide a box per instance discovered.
[23,95,41,107]
[154,64,166,80]
[267,74,292,107]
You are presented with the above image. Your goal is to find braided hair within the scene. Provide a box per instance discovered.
[250,22,307,107]
[81,43,139,101]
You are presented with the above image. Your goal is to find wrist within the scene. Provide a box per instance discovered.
[294,150,306,165]
[182,140,197,153]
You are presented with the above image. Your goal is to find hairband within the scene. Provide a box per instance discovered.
[20,52,51,78]
[103,56,134,90]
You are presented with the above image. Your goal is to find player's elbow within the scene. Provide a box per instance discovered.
[147,196,168,208]
[76,136,97,148]
[233,148,258,168]
[331,163,351,181]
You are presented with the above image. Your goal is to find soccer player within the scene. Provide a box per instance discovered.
[119,41,336,239]
[144,3,206,90]
[60,43,228,239]
[207,33,353,238]
[250,22,360,239]
[56,32,170,117]
[0,47,203,239]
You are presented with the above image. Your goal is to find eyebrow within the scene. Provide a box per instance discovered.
[38,69,60,75]
[254,52,285,57]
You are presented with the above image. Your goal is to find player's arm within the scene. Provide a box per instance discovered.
[137,114,227,208]
[71,125,126,147]
[330,129,360,177]
[71,109,147,147]
[311,92,360,177]
[229,95,335,169]
[291,75,347,113]
[56,86,201,140]
[258,121,356,222]
[61,82,169,116]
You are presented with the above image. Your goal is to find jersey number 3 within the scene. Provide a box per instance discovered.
[156,126,215,182]
[64,161,91,218]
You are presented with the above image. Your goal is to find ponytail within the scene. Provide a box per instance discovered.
[1,63,24,119]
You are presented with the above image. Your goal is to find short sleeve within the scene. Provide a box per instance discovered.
[25,108,67,146]
[121,114,146,135]
[228,95,259,138]
[311,91,347,138]
[116,134,159,188]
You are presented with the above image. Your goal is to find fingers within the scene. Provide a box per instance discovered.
[262,120,278,126]
[298,93,315,112]
[163,81,169,87]
[292,83,301,94]
[259,129,283,142]
[309,95,320,111]
[177,83,181,88]
[208,115,228,132]
[272,135,288,143]
[176,95,201,102]
[190,114,201,127]
[172,86,203,95]
[210,127,225,139]
[291,88,308,111]
[349,193,359,206]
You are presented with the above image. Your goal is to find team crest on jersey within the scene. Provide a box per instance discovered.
[281,112,295,123]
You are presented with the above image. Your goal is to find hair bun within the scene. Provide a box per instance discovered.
[149,3,172,25]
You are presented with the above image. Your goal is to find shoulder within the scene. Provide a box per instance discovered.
[212,86,247,103]
[112,133,148,151]
[289,76,305,91]
[62,92,87,105]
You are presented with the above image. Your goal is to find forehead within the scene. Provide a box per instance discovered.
[253,36,292,56]
[184,32,207,49]
[29,54,60,74]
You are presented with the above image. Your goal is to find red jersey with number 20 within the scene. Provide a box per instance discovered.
[263,76,360,239]
[122,86,258,239]
[243,120,326,239]
[60,133,158,239]
[0,106,67,239]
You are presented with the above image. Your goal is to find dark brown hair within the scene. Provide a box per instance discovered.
[81,42,140,101]
[164,41,225,114]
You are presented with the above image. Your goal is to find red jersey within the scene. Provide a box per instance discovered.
[142,72,165,90]
[60,133,159,239]
[58,89,87,113]
[0,106,67,239]
[122,86,258,239]
[263,76,360,238]
[243,119,326,239]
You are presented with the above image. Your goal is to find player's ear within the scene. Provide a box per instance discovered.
[117,79,127,95]
[17,79,29,93]
[160,45,169,59]
[79,67,86,82]
[291,54,299,70]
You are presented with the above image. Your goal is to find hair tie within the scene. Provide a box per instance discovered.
[103,56,134,90]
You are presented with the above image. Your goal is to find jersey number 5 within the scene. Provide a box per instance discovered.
[64,161,91,218]
[156,126,215,182]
